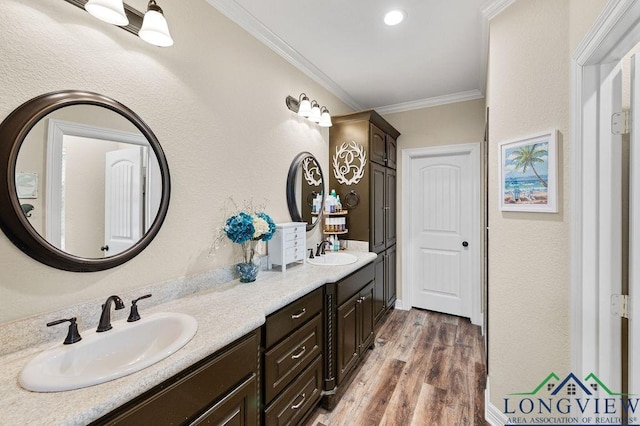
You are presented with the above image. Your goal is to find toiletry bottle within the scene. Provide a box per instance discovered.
[336,195,342,212]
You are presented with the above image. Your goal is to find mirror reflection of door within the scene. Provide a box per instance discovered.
[49,128,160,258]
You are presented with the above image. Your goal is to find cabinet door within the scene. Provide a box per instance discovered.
[358,281,375,352]
[190,375,258,426]
[385,246,397,308]
[386,135,397,169]
[385,168,397,248]
[373,253,386,325]
[370,163,386,253]
[370,123,387,166]
[336,294,360,384]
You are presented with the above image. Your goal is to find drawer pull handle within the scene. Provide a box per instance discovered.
[291,308,306,319]
[291,345,306,360]
[291,393,306,410]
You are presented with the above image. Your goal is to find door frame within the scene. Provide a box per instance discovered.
[401,142,482,326]
[571,0,640,394]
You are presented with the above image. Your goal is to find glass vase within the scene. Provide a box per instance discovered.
[236,240,260,283]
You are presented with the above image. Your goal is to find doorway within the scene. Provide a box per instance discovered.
[402,143,482,326]
[572,0,640,397]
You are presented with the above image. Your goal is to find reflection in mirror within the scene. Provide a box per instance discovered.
[286,152,325,232]
[15,105,162,259]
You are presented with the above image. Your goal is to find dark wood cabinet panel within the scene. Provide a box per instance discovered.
[386,135,397,170]
[358,281,375,352]
[191,374,257,426]
[370,123,387,166]
[385,168,397,248]
[372,253,386,325]
[336,293,359,383]
[385,245,397,309]
[265,287,323,348]
[370,163,386,254]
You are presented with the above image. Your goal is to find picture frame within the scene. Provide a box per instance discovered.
[15,172,38,199]
[498,130,558,213]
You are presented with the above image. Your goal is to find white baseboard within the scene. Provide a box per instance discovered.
[485,379,508,426]
[393,299,410,311]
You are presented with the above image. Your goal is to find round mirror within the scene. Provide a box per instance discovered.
[286,152,325,232]
[0,91,170,272]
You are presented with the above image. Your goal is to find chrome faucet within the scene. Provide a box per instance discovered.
[97,295,125,332]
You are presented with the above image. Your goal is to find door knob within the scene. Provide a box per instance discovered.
[462,241,469,247]
[100,245,109,252]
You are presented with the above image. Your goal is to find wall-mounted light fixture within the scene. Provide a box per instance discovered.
[64,0,173,47]
[286,93,332,127]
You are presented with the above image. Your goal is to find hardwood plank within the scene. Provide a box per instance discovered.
[305,308,487,426]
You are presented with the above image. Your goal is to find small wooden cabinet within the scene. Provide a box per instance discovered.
[263,287,324,425]
[90,331,261,426]
[323,262,375,409]
[268,222,306,271]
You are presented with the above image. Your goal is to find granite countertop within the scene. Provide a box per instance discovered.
[0,251,376,426]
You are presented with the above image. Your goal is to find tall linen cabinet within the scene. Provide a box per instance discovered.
[329,110,400,327]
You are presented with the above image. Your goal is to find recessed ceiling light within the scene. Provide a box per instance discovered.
[384,10,405,26]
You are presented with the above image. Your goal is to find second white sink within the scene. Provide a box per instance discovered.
[19,312,198,392]
[307,252,358,266]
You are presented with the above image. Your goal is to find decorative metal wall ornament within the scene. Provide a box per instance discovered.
[344,190,360,209]
[302,157,322,187]
[333,141,367,186]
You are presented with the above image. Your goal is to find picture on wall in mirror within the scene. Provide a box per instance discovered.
[498,129,558,213]
[16,172,38,199]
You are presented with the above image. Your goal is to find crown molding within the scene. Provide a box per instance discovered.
[481,0,516,21]
[204,0,362,111]
[375,90,485,115]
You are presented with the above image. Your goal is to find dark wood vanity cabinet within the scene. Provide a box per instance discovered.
[323,262,375,409]
[263,287,324,426]
[91,331,261,426]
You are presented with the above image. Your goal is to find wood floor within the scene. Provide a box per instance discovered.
[306,308,487,426]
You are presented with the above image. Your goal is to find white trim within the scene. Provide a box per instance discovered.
[375,90,485,115]
[401,143,483,326]
[485,379,508,426]
[481,0,516,22]
[45,119,148,249]
[393,299,409,311]
[571,0,640,387]
[204,0,362,111]
[630,54,640,396]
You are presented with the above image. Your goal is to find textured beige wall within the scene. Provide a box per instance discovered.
[384,99,487,302]
[487,0,607,408]
[0,0,352,322]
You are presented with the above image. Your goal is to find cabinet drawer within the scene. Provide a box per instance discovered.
[93,332,259,425]
[283,238,304,249]
[284,226,305,241]
[336,262,375,306]
[264,356,323,426]
[265,313,322,403]
[284,246,304,261]
[265,287,323,347]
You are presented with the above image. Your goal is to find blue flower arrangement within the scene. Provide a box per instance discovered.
[224,211,276,244]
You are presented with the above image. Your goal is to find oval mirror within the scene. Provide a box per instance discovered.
[286,152,325,232]
[0,91,170,272]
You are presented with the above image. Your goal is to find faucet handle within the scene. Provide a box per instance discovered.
[47,317,82,345]
[127,294,152,322]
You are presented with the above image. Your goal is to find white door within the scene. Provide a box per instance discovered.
[408,144,480,320]
[104,147,143,257]
[629,54,640,395]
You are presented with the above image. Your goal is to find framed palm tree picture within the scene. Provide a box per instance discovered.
[498,130,558,212]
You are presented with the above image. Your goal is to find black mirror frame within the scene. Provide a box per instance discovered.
[286,152,325,232]
[0,90,171,272]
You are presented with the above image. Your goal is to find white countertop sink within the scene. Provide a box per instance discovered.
[19,312,198,392]
[307,252,358,266]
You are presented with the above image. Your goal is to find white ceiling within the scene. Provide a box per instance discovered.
[205,0,513,112]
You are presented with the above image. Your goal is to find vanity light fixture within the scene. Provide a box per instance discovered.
[319,107,332,127]
[64,0,173,47]
[285,93,332,127]
[139,0,174,47]
[84,0,129,26]
[309,100,321,123]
